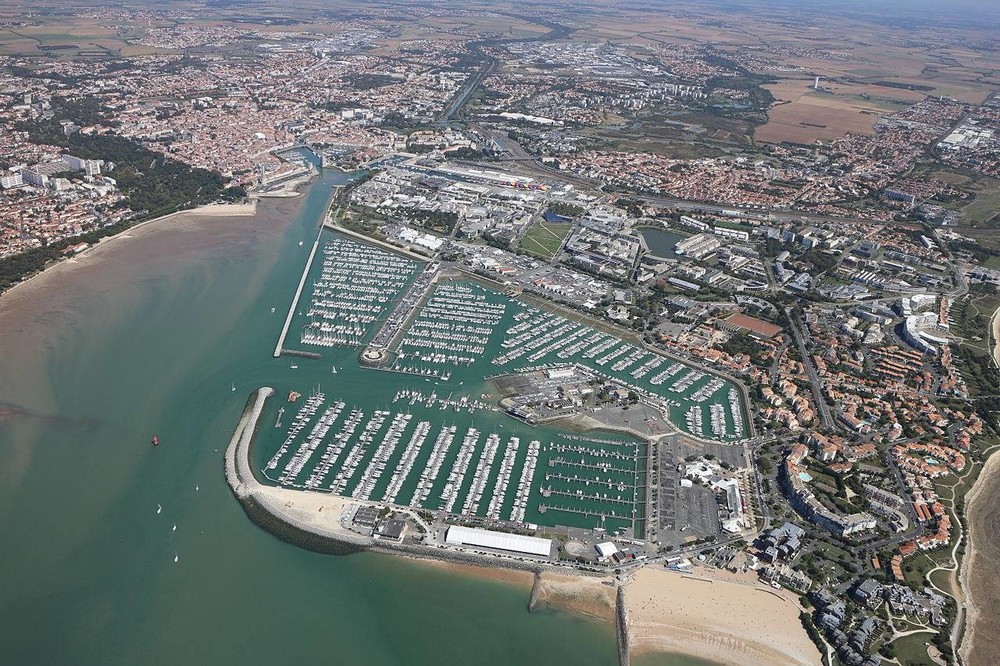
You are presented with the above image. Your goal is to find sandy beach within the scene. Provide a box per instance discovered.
[625,567,821,665]
[413,558,536,590]
[959,450,1000,666]
[533,572,617,622]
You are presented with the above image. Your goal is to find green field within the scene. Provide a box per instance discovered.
[520,222,572,259]
[888,631,938,666]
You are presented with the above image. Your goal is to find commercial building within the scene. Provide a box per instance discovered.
[445,526,552,557]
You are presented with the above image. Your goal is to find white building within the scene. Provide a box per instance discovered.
[0,172,23,189]
[445,526,552,557]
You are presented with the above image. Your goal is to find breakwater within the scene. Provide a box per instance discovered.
[528,572,543,611]
[616,585,631,666]
[274,222,324,357]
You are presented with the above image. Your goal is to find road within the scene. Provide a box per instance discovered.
[437,18,575,125]
[438,54,499,123]
[784,308,835,430]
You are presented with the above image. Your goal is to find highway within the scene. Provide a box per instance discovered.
[437,18,575,125]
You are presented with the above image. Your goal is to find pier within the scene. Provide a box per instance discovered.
[274,222,324,358]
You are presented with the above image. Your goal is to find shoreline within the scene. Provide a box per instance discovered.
[224,387,816,666]
[0,201,257,306]
[990,303,1000,369]
[957,448,1000,665]
[624,567,820,666]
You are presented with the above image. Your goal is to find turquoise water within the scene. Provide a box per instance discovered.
[255,221,746,536]
[0,168,709,665]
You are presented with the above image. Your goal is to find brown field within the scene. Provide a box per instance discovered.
[933,170,974,186]
[757,82,883,144]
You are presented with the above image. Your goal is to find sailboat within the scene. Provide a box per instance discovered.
[173,553,179,563]
[331,365,338,374]
[231,382,236,392]
[156,503,162,515]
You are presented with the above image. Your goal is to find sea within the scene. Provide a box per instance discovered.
[0,166,720,665]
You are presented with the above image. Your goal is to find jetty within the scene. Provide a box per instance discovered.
[275,224,324,357]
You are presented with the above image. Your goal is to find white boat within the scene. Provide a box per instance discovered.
[156,504,162,515]
[172,524,177,532]
[231,382,236,392]
[174,553,179,563]
[331,366,337,374]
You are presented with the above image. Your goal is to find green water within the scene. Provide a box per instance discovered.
[0,169,707,665]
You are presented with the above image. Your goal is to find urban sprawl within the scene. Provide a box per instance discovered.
[3,4,1000,665]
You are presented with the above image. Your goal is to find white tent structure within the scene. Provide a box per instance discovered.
[445,526,551,557]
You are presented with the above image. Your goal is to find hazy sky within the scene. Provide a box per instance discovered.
[714,0,1000,18]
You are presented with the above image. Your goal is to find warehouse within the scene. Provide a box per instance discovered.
[445,526,552,557]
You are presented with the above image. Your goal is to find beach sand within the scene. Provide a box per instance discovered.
[533,572,617,622]
[959,451,1000,666]
[409,557,616,623]
[414,558,536,591]
[625,567,821,665]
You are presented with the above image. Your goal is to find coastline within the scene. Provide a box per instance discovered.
[991,303,1000,369]
[958,448,1000,666]
[224,387,819,666]
[624,567,820,666]
[0,201,257,307]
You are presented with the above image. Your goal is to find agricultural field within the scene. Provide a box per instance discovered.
[756,82,884,145]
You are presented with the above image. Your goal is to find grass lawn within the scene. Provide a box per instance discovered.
[959,180,1000,227]
[520,222,572,260]
[889,631,937,666]
[901,551,945,589]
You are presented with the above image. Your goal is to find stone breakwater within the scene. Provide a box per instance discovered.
[224,387,552,569]
[224,387,371,554]
[528,572,543,611]
[616,586,630,666]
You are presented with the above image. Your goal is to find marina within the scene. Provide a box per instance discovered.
[298,236,418,348]
[253,228,747,535]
